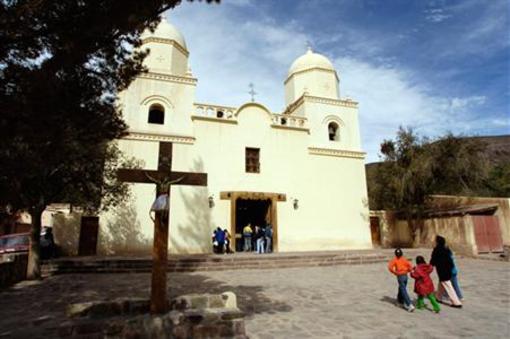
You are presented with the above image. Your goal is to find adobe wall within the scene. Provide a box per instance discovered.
[431,195,510,246]
[413,216,477,256]
[372,211,477,256]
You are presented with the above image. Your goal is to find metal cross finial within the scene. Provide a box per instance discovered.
[248,83,257,102]
[306,40,312,52]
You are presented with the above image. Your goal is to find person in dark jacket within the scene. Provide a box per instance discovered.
[255,225,266,254]
[430,236,462,308]
[212,227,226,254]
[411,256,440,313]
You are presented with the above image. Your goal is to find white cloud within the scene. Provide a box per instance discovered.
[168,3,308,111]
[166,2,499,163]
[424,8,452,23]
[449,96,486,110]
[332,58,495,161]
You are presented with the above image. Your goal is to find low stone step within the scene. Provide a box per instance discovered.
[42,253,387,276]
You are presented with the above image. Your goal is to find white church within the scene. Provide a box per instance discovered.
[95,18,373,255]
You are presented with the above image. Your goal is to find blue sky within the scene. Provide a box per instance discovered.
[167,0,509,162]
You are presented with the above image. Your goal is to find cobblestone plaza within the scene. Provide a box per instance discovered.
[0,258,508,338]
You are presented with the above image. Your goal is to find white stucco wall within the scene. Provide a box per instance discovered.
[93,20,373,255]
[98,101,372,255]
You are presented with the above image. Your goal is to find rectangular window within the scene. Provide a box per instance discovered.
[245,147,260,173]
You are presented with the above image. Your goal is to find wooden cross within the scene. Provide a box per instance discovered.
[117,141,207,314]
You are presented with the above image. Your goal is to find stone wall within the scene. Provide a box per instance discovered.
[0,255,27,289]
[60,292,247,338]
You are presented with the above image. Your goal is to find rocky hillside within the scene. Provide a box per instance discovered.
[366,134,510,172]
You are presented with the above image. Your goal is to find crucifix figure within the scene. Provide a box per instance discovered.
[117,141,207,313]
[248,82,257,102]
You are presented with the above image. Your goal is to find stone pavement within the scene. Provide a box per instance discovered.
[0,258,509,338]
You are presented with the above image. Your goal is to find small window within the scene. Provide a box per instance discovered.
[148,104,165,124]
[245,148,260,173]
[328,122,339,141]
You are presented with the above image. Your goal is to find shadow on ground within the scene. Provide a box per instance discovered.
[0,272,291,337]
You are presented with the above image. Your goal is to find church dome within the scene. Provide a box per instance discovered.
[141,18,187,50]
[288,47,335,76]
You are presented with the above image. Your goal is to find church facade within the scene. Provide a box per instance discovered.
[98,19,372,255]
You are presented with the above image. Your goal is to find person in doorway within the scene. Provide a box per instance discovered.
[388,248,415,312]
[224,229,233,254]
[265,224,273,253]
[213,227,225,254]
[242,223,253,252]
[430,236,462,308]
[411,255,441,313]
[255,225,265,254]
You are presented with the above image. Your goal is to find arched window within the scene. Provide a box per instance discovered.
[148,104,165,124]
[328,122,339,141]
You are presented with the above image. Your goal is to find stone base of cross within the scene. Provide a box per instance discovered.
[118,142,207,313]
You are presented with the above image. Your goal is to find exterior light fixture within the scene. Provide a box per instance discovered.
[208,195,215,208]
[293,198,299,210]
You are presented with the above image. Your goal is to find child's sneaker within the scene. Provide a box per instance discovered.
[405,304,415,312]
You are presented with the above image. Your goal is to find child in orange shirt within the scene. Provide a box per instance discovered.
[388,248,415,312]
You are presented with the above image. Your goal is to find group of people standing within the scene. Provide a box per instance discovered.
[242,223,273,253]
[388,235,463,313]
[211,223,274,254]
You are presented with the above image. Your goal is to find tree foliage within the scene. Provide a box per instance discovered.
[0,0,218,278]
[368,127,494,240]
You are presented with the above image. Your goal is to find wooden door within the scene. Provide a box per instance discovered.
[370,216,381,246]
[78,216,99,256]
[485,216,503,252]
[473,215,503,253]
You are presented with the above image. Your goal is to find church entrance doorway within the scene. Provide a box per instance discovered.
[235,198,271,252]
[220,191,286,253]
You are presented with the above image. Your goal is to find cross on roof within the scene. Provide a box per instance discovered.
[117,141,207,314]
[306,40,313,52]
[248,82,257,102]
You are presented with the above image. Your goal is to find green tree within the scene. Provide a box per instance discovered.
[369,127,490,242]
[0,0,218,279]
[428,133,489,196]
[484,163,510,197]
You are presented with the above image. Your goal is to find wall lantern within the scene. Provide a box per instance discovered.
[293,198,299,210]
[208,195,215,208]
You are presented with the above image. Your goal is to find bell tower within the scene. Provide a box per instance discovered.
[284,47,339,106]
[118,18,196,138]
[284,48,362,152]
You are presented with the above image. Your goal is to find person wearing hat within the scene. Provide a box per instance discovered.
[388,248,415,312]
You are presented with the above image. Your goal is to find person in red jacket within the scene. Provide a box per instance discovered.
[388,248,415,312]
[411,255,441,313]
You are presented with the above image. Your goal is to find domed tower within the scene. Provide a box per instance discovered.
[284,47,362,152]
[285,47,339,106]
[140,18,189,75]
[118,18,196,138]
